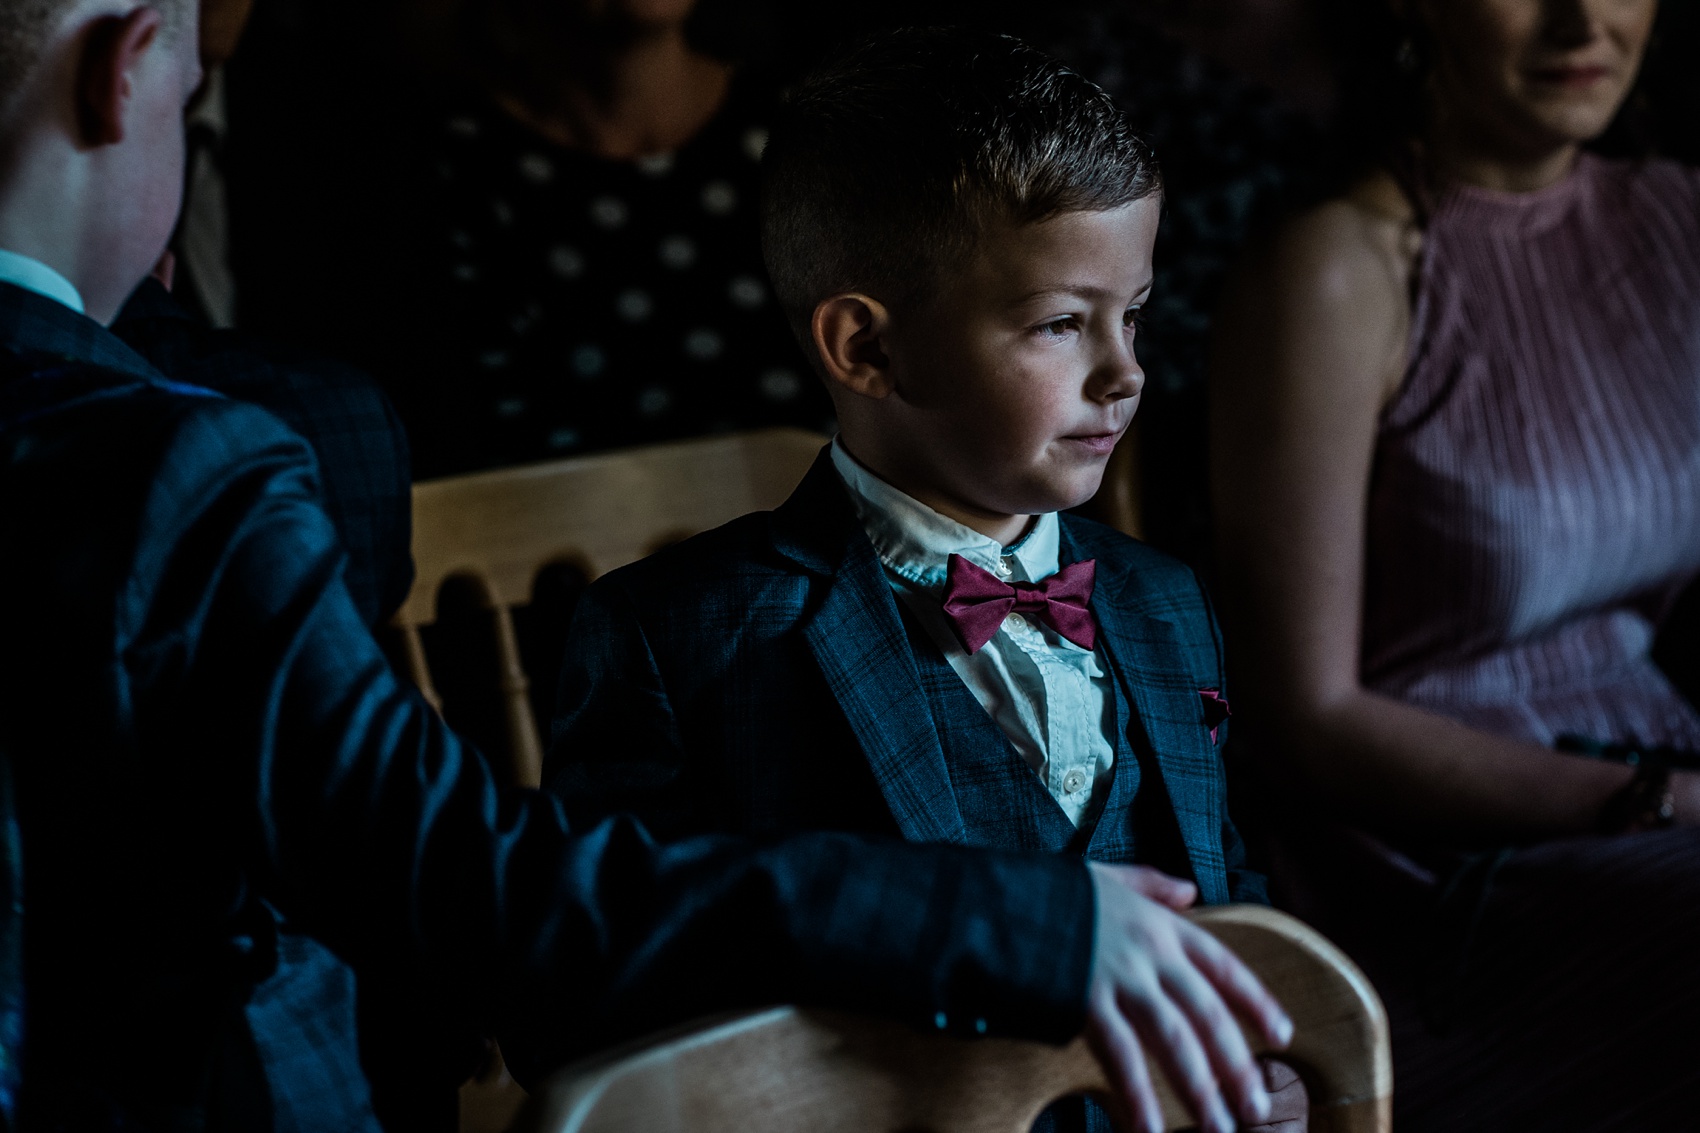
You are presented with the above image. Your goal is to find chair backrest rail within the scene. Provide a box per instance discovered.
[394,429,829,788]
[513,904,1392,1133]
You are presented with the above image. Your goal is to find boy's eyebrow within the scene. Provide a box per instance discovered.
[1012,278,1155,305]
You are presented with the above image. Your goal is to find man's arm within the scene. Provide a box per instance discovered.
[113,279,416,628]
[543,579,706,838]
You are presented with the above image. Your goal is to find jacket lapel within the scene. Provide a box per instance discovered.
[1063,523,1230,904]
[775,454,970,846]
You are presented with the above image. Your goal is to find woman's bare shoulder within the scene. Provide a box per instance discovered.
[1226,170,1419,403]
[1260,171,1417,305]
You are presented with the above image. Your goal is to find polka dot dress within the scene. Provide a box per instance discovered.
[417,73,831,475]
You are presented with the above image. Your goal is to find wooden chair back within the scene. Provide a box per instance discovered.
[513,904,1391,1133]
[394,428,829,787]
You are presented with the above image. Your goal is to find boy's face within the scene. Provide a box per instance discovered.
[875,200,1160,529]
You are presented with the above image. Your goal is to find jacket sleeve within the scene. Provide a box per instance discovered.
[543,579,704,838]
[164,405,1095,1076]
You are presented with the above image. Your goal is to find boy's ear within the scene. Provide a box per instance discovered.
[77,7,165,147]
[811,293,896,400]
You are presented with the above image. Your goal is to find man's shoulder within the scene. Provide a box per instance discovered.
[3,356,318,500]
[113,288,404,443]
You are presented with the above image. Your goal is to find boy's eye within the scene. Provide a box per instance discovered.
[1123,306,1146,331]
[1035,317,1078,338]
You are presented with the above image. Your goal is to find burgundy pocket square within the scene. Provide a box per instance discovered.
[1200,688,1231,742]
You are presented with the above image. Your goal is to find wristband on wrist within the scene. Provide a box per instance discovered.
[1596,761,1677,835]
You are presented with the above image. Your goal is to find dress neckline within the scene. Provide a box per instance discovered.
[1434,152,1596,231]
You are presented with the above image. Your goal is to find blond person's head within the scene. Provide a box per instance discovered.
[0,0,200,322]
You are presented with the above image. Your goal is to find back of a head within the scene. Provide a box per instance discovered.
[1,0,192,134]
[761,27,1160,345]
[0,2,73,130]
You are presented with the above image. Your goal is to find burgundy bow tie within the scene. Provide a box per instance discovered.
[941,554,1098,655]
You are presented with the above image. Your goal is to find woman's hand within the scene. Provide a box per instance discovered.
[1668,769,1700,825]
[1084,863,1294,1133]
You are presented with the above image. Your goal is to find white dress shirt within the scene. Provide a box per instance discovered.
[0,248,84,314]
[831,441,1117,827]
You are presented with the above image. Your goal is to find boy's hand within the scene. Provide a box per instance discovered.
[1084,863,1295,1133]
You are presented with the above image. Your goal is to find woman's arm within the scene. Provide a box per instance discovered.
[1208,179,1700,841]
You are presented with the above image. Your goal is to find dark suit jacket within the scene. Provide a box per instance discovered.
[112,278,413,629]
[548,451,1265,906]
[0,292,1095,1130]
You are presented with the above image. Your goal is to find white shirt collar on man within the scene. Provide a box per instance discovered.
[0,248,85,315]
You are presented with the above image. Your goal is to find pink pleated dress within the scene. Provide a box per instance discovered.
[1361,153,1700,749]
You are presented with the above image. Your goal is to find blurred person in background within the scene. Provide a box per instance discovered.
[168,0,249,327]
[1211,0,1700,1128]
[323,0,830,480]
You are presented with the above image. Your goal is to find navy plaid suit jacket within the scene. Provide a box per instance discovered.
[548,450,1266,906]
[1,300,1098,1129]
[112,280,413,629]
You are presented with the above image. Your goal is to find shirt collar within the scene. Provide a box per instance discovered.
[0,249,84,316]
[830,438,1061,590]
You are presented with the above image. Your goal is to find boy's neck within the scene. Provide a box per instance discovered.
[838,440,1036,548]
[0,178,102,321]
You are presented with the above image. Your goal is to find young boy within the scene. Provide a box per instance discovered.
[547,28,1305,1133]
[0,5,1287,1129]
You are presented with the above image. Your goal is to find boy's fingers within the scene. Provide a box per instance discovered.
[1161,962,1270,1125]
[1124,987,1234,1133]
[1184,927,1295,1049]
[1087,1001,1166,1133]
[1123,866,1198,910]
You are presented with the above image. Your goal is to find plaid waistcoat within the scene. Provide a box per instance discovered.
[900,602,1144,862]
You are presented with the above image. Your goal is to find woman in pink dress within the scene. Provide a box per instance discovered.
[1211,1,1700,1128]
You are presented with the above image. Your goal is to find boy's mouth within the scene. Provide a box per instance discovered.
[1061,431,1121,457]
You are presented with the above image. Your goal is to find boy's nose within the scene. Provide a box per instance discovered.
[1093,342,1144,402]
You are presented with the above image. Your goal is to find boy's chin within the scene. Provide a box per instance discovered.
[1023,471,1108,516]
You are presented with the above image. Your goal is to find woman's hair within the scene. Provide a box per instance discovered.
[1316,0,1697,207]
[456,0,774,111]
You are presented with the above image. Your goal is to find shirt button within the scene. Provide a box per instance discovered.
[995,558,1013,578]
[1062,770,1086,794]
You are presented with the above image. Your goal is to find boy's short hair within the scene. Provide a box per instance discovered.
[1,0,190,126]
[761,27,1161,343]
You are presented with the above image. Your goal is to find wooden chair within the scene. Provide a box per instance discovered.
[512,904,1391,1133]
[393,427,829,788]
